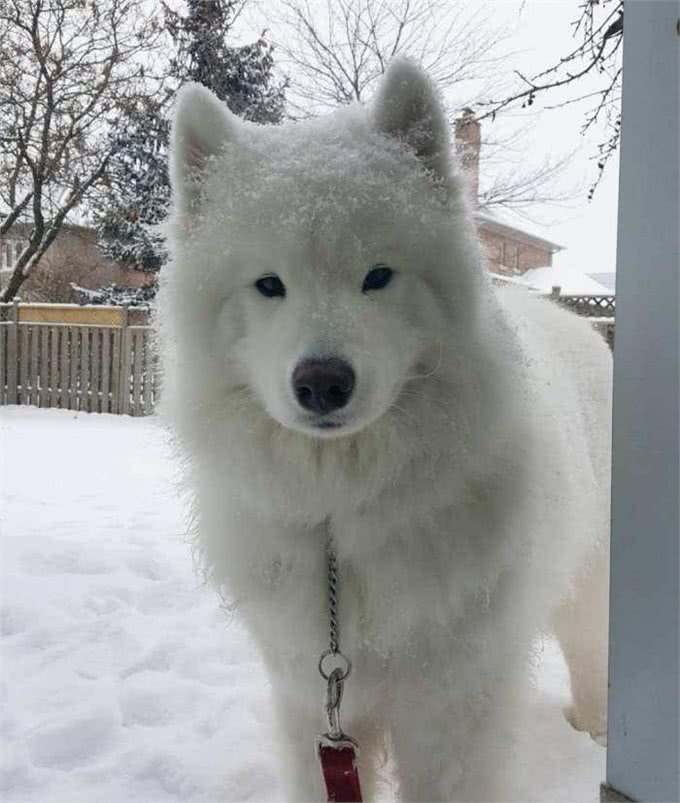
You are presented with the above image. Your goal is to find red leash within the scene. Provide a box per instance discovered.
[318,735,363,802]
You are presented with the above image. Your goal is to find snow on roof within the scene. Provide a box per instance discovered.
[476,209,564,252]
[491,272,545,289]
[519,265,613,295]
[588,272,616,292]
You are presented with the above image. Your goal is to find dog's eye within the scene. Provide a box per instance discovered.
[255,274,286,298]
[362,264,393,292]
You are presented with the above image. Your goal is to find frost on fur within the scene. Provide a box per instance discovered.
[159,60,611,801]
[171,83,241,214]
[373,58,454,193]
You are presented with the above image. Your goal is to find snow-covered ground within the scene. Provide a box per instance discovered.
[0,407,605,802]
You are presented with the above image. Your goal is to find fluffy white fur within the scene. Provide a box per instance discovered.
[159,59,611,801]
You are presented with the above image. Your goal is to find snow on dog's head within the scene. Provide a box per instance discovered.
[162,60,485,442]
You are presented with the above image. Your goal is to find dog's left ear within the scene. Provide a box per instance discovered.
[373,59,451,186]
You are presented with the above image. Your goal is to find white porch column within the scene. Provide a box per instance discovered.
[606,1,680,801]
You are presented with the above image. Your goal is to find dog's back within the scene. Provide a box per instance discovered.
[495,285,611,740]
[498,286,612,494]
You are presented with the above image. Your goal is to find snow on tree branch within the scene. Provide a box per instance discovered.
[95,0,287,280]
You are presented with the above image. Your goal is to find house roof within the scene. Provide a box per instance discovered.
[476,209,564,253]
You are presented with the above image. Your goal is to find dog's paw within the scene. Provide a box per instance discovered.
[563,704,607,746]
[591,730,608,747]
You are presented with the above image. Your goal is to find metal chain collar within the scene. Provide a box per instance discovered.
[318,526,352,740]
[327,542,339,654]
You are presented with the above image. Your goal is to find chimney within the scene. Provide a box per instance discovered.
[454,108,481,205]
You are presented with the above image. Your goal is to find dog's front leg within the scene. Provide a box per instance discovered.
[389,678,468,803]
[269,679,327,802]
[388,663,525,802]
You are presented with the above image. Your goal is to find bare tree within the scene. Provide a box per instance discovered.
[0,0,165,301]
[477,0,623,199]
[473,120,577,212]
[478,154,576,212]
[274,0,505,115]
[271,0,575,211]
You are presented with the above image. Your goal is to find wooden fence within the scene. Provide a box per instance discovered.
[551,288,616,318]
[0,291,617,417]
[0,301,158,416]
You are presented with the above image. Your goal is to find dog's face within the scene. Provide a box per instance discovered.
[224,228,435,438]
[168,61,477,439]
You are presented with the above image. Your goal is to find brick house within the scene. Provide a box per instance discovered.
[454,110,563,276]
[0,222,153,302]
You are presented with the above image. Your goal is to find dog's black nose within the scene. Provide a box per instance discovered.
[292,358,355,414]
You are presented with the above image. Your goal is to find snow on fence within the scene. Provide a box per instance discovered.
[550,287,616,318]
[0,291,616,418]
[0,301,158,416]
[549,287,616,351]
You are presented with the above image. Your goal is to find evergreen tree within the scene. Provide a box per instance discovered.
[96,100,171,275]
[165,0,286,123]
[97,0,285,292]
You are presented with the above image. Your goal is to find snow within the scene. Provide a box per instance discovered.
[491,273,546,290]
[476,209,563,251]
[519,265,613,296]
[0,407,605,802]
[587,273,616,293]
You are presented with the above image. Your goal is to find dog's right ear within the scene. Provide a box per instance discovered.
[171,83,239,213]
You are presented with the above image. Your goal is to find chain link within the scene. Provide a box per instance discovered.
[319,523,352,738]
[326,533,339,654]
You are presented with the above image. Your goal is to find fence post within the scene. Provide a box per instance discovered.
[6,298,20,404]
[118,304,130,414]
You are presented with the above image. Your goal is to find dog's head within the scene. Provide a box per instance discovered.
[165,60,483,440]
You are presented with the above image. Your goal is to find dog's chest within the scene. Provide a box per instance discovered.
[251,520,487,667]
[236,473,529,672]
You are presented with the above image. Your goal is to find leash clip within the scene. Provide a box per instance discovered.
[324,666,347,740]
[318,652,362,800]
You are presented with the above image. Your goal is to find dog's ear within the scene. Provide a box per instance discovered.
[373,59,451,185]
[171,83,239,213]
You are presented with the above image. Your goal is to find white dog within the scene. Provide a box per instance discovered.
[159,59,611,801]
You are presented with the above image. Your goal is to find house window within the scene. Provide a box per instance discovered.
[491,242,503,266]
[501,241,521,272]
[0,239,26,273]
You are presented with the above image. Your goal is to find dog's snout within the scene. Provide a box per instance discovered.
[292,358,355,414]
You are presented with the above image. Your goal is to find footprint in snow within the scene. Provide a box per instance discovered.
[120,642,174,678]
[126,552,169,582]
[28,708,118,770]
[0,604,31,637]
[25,547,111,577]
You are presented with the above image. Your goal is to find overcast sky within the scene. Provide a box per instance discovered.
[483,1,620,280]
[244,0,621,279]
